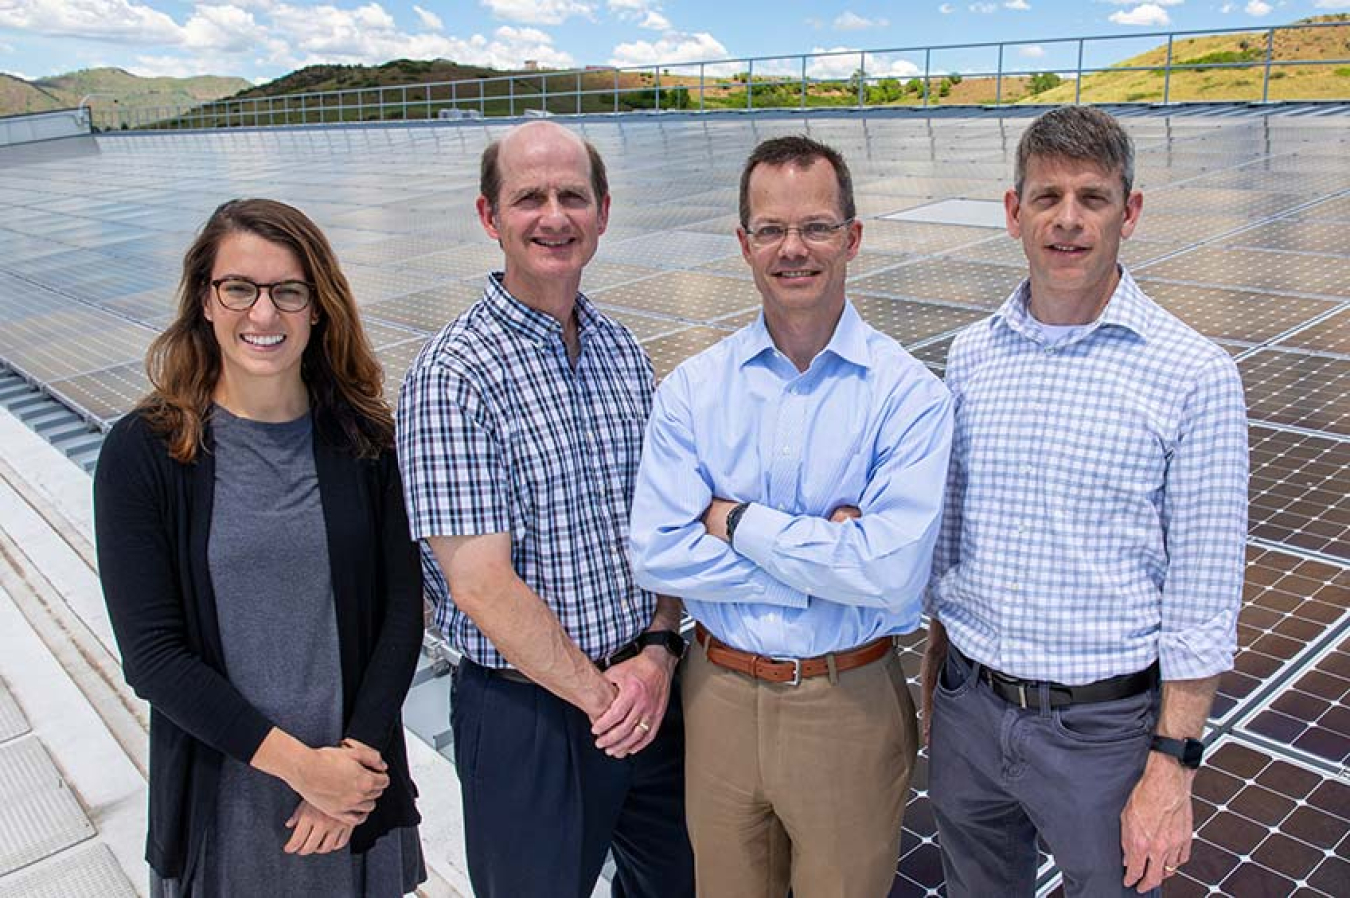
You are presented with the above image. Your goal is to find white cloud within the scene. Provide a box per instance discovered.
[807,47,920,79]
[640,10,670,29]
[939,3,955,11]
[480,0,593,26]
[1220,2,1233,10]
[969,2,997,11]
[1019,44,1046,57]
[610,31,729,68]
[412,4,443,30]
[1244,0,1272,13]
[1313,1,1350,8]
[1099,0,1181,4]
[1108,4,1171,26]
[128,53,235,77]
[834,11,887,29]
[182,5,268,52]
[0,0,183,44]
[261,5,574,71]
[1004,0,1030,9]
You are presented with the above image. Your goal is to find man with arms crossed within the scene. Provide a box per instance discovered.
[923,106,1248,896]
[397,120,694,898]
[631,135,953,898]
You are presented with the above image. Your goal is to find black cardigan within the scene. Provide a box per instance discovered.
[94,410,423,880]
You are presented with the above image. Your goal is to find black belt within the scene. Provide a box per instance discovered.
[484,639,644,685]
[954,646,1158,710]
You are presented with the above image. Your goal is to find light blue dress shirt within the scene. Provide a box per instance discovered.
[630,300,953,657]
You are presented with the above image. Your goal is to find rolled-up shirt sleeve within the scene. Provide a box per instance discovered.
[1157,354,1248,681]
[630,369,809,609]
[733,376,954,610]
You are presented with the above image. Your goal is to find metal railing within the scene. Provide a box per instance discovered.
[91,21,1350,131]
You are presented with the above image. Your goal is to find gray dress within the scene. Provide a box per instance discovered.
[152,406,423,897]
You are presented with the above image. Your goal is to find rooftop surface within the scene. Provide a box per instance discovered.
[0,105,1348,896]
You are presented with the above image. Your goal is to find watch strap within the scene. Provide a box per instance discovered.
[635,629,686,659]
[725,501,751,546]
[1150,735,1204,769]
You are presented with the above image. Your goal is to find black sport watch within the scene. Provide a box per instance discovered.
[1150,735,1204,770]
[635,629,687,660]
[725,501,751,546]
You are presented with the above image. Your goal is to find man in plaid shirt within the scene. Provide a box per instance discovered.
[922,107,1248,896]
[397,121,693,898]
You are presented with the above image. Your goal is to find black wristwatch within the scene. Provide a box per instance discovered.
[725,501,751,546]
[635,629,687,660]
[1150,735,1204,770]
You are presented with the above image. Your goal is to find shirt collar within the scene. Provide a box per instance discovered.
[483,271,598,343]
[733,299,872,370]
[991,265,1154,344]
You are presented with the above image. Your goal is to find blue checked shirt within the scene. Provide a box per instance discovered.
[397,273,655,668]
[926,268,1248,685]
[630,300,953,657]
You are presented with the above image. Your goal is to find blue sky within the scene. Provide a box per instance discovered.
[1,0,1345,84]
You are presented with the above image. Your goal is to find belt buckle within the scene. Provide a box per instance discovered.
[771,656,803,687]
[1017,682,1029,709]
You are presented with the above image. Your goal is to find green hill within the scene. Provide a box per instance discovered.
[0,68,252,120]
[1030,15,1350,104]
[0,73,65,116]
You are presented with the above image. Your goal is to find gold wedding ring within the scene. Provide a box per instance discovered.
[635,720,651,733]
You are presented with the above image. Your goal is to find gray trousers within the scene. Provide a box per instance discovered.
[928,646,1161,898]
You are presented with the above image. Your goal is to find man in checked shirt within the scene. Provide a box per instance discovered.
[397,121,693,897]
[922,106,1248,896]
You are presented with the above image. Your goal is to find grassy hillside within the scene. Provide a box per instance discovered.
[0,73,65,116]
[153,60,671,128]
[1033,15,1350,104]
[0,68,251,120]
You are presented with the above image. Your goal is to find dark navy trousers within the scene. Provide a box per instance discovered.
[928,646,1161,898]
[451,660,695,898]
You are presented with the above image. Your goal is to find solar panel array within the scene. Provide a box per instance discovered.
[1,106,1348,895]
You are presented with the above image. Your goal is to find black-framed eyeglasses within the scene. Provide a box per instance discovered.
[210,277,315,312]
[744,219,854,249]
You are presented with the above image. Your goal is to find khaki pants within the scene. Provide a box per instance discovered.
[682,639,918,898]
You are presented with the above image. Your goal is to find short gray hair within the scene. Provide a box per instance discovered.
[1014,106,1135,198]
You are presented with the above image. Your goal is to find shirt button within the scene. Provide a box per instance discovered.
[781,446,791,456]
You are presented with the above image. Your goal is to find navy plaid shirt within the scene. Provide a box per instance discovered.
[927,268,1248,685]
[397,273,656,668]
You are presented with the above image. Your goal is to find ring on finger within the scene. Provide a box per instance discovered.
[635,719,651,733]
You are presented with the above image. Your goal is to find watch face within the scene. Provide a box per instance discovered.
[1182,739,1204,768]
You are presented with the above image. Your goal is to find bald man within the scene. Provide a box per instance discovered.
[398,122,695,897]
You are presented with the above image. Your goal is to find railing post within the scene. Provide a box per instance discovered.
[700,63,706,112]
[923,48,931,108]
[542,72,549,114]
[576,72,582,114]
[1163,35,1173,104]
[1076,39,1085,103]
[614,68,620,113]
[480,81,486,117]
[801,56,808,110]
[654,66,661,112]
[1262,27,1274,103]
[434,83,439,118]
[747,60,754,111]
[858,51,866,108]
[996,43,1003,106]
[509,77,514,116]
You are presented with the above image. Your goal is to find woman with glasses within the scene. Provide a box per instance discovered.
[94,198,425,896]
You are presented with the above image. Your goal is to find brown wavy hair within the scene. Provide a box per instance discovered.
[139,198,393,462]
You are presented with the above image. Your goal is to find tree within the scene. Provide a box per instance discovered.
[1027,71,1063,95]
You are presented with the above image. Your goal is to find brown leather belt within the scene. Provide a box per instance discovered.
[694,623,892,686]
